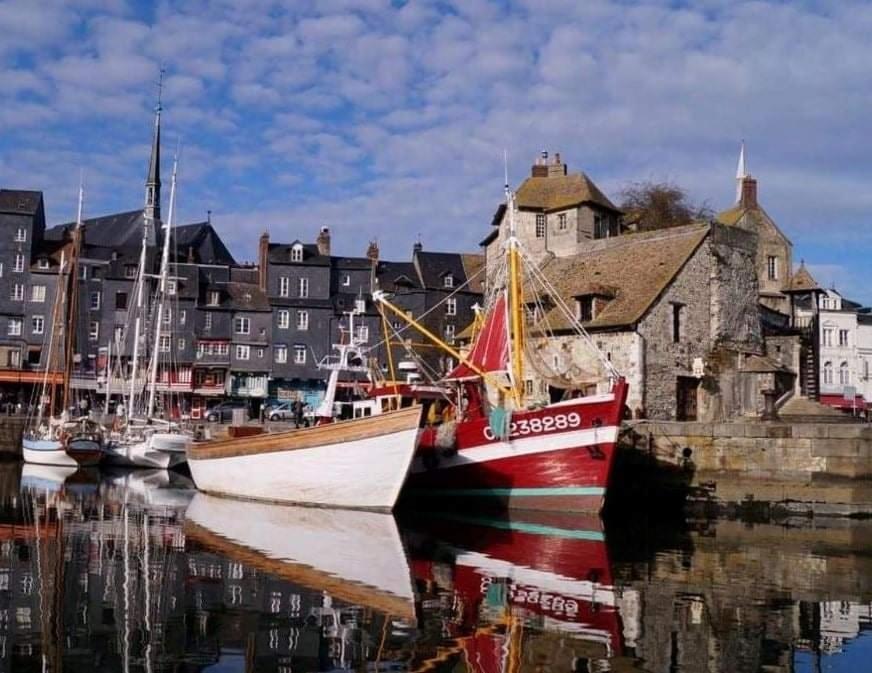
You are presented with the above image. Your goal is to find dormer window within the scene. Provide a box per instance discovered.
[208,291,220,306]
[37,258,49,270]
[291,244,303,262]
[125,264,137,278]
[443,274,454,288]
[577,296,593,322]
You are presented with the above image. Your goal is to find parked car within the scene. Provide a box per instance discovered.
[205,401,248,423]
[266,401,314,425]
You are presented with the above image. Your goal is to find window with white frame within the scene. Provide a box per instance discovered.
[204,312,213,330]
[0,262,3,277]
[179,310,186,326]
[236,345,250,360]
[30,286,45,303]
[166,279,177,295]
[291,244,303,262]
[446,297,457,316]
[296,310,309,330]
[342,274,351,286]
[279,277,289,297]
[89,321,99,341]
[125,264,137,278]
[234,317,250,334]
[298,277,309,298]
[14,227,26,242]
[162,309,172,326]
[90,291,101,310]
[79,265,88,280]
[355,325,369,342]
[444,324,456,341]
[159,336,171,353]
[8,318,22,336]
[114,325,124,344]
[37,258,49,270]
[839,329,849,347]
[535,213,546,238]
[275,345,288,363]
[32,316,44,335]
[256,347,264,359]
[823,361,833,385]
[558,213,567,230]
[294,344,306,364]
[11,284,24,301]
[278,310,289,329]
[177,338,185,351]
[823,328,833,347]
[839,361,850,385]
[13,254,24,273]
[208,291,220,306]
[443,274,454,288]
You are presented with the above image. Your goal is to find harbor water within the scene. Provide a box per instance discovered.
[0,463,869,672]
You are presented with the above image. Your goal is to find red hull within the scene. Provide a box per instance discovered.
[406,380,628,513]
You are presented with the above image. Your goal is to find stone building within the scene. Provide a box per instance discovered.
[481,151,623,269]
[523,222,765,421]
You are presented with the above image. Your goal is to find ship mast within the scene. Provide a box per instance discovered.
[146,152,178,419]
[61,182,85,416]
[504,153,525,406]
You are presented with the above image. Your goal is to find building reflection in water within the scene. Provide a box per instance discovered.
[0,462,871,672]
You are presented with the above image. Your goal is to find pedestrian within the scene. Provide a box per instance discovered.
[294,398,304,428]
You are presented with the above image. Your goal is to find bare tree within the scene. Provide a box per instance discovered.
[619,181,713,232]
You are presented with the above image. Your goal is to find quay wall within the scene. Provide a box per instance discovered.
[619,420,872,516]
[0,416,24,457]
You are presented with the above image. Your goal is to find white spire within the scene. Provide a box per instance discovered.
[735,140,747,202]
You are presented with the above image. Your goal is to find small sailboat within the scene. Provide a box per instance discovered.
[374,166,628,513]
[103,150,190,469]
[22,182,104,467]
[186,308,421,511]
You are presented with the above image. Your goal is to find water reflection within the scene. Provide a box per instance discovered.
[0,464,871,672]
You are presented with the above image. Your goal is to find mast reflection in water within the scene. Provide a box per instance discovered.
[0,463,871,672]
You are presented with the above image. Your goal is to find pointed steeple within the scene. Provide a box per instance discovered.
[735,140,747,203]
[144,69,164,240]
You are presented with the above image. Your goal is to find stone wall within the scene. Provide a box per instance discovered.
[0,415,25,457]
[621,420,872,515]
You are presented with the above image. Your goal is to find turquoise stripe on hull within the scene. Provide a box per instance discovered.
[420,511,605,541]
[410,486,605,497]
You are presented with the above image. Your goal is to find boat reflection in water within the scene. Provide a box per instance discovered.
[404,511,641,673]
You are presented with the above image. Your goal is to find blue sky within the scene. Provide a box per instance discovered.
[2,0,872,303]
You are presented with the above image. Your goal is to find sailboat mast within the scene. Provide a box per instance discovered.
[40,251,66,424]
[504,158,525,406]
[127,227,149,423]
[104,339,112,415]
[61,183,85,416]
[146,154,178,419]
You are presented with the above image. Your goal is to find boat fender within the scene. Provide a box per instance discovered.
[422,450,439,470]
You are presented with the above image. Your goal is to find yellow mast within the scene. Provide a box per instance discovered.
[504,158,525,407]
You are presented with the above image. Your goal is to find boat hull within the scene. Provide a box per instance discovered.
[186,406,422,511]
[103,432,189,469]
[406,381,628,513]
[22,437,102,467]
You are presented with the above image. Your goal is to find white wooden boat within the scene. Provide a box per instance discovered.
[22,426,102,467]
[186,405,421,511]
[184,492,416,619]
[20,462,79,492]
[103,425,189,469]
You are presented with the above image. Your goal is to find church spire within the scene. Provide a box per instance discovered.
[144,68,164,235]
[735,140,747,203]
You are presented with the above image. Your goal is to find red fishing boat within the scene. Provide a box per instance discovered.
[374,177,628,513]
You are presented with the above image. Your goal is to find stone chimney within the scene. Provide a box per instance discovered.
[531,150,567,178]
[258,231,269,292]
[740,176,758,208]
[366,240,379,263]
[316,226,331,256]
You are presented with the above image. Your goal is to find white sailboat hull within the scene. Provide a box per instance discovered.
[184,492,416,618]
[104,432,189,469]
[187,408,421,511]
[22,438,100,467]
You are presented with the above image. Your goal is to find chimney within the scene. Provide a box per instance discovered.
[740,176,758,208]
[258,231,269,292]
[413,240,423,254]
[316,226,331,256]
[366,240,379,263]
[532,150,567,177]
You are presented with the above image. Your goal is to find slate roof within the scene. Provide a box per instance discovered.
[785,262,821,293]
[268,242,330,266]
[48,210,145,249]
[168,222,237,266]
[230,266,258,284]
[415,251,471,290]
[0,189,42,215]
[332,256,373,270]
[539,223,710,330]
[461,254,486,293]
[222,282,271,311]
[375,261,422,291]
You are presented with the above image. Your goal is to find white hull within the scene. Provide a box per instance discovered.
[189,427,418,511]
[23,439,81,467]
[104,432,189,469]
[20,463,79,492]
[185,492,415,618]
